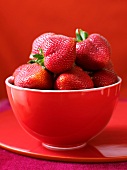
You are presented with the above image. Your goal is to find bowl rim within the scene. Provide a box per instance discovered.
[5,76,122,93]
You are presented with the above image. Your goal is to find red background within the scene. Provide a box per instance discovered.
[0,0,127,99]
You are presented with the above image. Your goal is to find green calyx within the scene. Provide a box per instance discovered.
[28,48,44,66]
[76,29,88,42]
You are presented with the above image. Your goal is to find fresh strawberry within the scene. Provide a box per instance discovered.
[31,33,55,55]
[13,64,28,77]
[92,69,118,87]
[13,63,54,89]
[103,60,114,71]
[40,34,76,74]
[54,65,94,90]
[31,33,76,74]
[75,29,111,71]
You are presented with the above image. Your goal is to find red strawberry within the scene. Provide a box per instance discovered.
[92,69,118,87]
[103,60,114,71]
[40,34,76,74]
[13,64,28,77]
[31,33,55,55]
[75,29,111,71]
[54,65,94,90]
[13,63,54,89]
[32,34,76,74]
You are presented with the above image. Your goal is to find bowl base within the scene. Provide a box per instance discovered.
[42,142,86,151]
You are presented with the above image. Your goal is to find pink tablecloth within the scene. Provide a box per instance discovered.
[0,99,127,170]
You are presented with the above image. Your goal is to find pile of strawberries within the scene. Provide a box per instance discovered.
[12,29,118,90]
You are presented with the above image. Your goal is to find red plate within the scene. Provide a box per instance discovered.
[0,100,127,163]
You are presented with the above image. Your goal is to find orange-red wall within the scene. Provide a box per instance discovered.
[0,0,127,99]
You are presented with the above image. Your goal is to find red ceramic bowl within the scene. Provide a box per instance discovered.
[5,76,122,150]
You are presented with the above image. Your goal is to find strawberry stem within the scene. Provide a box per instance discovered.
[76,29,82,42]
[80,29,88,40]
[28,48,45,66]
[76,29,88,42]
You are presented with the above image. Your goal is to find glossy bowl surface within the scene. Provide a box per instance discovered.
[5,76,122,150]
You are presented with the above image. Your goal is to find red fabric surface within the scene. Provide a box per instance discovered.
[0,147,127,170]
[0,0,127,100]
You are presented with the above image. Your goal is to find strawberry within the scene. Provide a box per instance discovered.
[92,69,118,87]
[13,64,28,77]
[31,33,55,55]
[41,34,76,74]
[103,60,114,72]
[31,34,76,74]
[75,29,111,71]
[13,63,54,89]
[54,65,94,90]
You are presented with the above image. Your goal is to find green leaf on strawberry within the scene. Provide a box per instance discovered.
[28,48,44,66]
[76,29,88,42]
